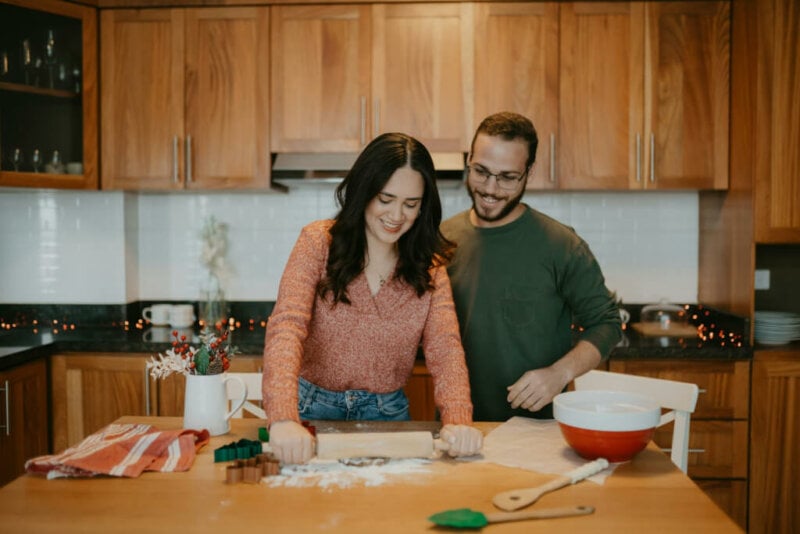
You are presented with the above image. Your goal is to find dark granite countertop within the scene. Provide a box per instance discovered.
[0,302,754,372]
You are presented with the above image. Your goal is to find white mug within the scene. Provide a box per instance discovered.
[142,304,171,326]
[183,373,247,436]
[169,304,196,328]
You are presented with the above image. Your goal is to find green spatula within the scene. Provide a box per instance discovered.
[428,504,594,529]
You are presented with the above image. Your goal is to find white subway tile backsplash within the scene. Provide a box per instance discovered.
[0,187,699,304]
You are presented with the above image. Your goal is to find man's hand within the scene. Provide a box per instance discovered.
[439,424,484,457]
[269,420,314,464]
[506,367,568,413]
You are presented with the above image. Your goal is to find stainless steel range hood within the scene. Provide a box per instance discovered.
[270,152,467,190]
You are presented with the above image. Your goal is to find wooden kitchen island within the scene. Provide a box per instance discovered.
[0,417,742,533]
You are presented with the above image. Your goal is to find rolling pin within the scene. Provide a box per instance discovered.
[315,431,447,460]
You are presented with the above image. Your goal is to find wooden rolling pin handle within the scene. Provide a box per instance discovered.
[433,438,450,453]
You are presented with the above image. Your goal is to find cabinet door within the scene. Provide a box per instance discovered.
[0,359,49,487]
[373,3,473,152]
[559,3,644,189]
[184,8,270,189]
[0,0,98,190]
[271,5,371,152]
[645,2,730,190]
[101,9,184,190]
[51,354,150,451]
[754,0,800,242]
[750,352,800,534]
[473,3,558,189]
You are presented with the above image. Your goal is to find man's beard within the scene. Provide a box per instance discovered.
[467,182,525,223]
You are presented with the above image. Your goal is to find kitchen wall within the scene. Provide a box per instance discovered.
[0,188,698,306]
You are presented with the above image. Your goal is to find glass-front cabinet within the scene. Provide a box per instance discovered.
[0,0,97,189]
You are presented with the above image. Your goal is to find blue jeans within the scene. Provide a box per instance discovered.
[297,376,410,421]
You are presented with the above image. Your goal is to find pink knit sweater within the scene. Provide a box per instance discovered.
[262,220,473,426]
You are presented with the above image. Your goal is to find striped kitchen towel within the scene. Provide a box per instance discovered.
[25,424,210,479]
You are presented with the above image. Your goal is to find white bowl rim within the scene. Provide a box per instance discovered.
[553,390,661,431]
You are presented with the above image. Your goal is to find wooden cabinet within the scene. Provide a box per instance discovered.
[608,359,749,530]
[557,2,729,190]
[753,0,800,242]
[51,353,263,450]
[0,359,49,487]
[403,362,436,421]
[50,353,151,451]
[101,7,270,190]
[271,3,472,153]
[0,0,98,190]
[473,2,559,189]
[749,350,800,533]
[270,5,371,153]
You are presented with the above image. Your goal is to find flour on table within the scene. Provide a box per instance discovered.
[264,458,433,490]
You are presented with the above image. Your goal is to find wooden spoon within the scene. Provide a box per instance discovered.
[493,458,609,511]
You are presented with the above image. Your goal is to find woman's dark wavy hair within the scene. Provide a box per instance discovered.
[317,132,454,305]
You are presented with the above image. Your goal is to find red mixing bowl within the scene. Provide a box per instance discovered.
[553,390,661,462]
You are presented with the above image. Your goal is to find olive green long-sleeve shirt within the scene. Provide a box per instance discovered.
[442,206,621,421]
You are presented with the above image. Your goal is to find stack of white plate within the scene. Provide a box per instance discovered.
[754,311,800,345]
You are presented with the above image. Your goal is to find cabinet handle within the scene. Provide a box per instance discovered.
[185,135,193,183]
[549,133,556,183]
[661,447,706,455]
[635,133,642,182]
[649,132,655,183]
[144,364,151,416]
[1,380,8,436]
[360,96,366,146]
[373,99,380,137]
[172,136,179,184]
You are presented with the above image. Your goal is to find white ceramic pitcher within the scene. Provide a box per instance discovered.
[183,373,247,436]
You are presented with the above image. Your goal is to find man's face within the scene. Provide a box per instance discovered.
[466,133,530,227]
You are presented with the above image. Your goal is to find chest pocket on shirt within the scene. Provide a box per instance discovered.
[502,285,540,329]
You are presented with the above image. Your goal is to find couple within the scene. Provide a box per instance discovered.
[262,112,622,464]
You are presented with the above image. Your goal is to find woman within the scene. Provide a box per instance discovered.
[262,132,482,464]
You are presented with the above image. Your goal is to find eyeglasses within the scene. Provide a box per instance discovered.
[467,164,527,190]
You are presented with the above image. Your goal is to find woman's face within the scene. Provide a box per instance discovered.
[364,165,425,247]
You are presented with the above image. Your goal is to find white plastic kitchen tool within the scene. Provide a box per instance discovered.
[492,458,609,511]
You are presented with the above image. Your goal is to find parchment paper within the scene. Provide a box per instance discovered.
[468,417,618,484]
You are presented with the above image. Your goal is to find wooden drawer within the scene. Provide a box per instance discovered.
[695,479,748,531]
[608,360,750,419]
[654,420,748,478]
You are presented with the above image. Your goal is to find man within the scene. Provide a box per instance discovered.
[441,112,621,421]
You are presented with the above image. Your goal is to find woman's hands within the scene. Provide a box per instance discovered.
[269,420,314,464]
[439,424,483,457]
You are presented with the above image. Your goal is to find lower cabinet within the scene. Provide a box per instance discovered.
[50,353,262,451]
[403,362,436,421]
[608,359,750,531]
[749,349,800,534]
[0,358,49,487]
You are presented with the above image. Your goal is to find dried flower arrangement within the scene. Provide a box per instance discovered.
[148,329,238,378]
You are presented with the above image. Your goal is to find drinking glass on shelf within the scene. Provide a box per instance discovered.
[31,149,41,173]
[11,148,23,171]
[1,50,9,79]
[21,39,32,85]
[44,30,56,89]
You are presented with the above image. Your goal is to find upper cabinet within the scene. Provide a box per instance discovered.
[475,2,729,191]
[559,1,729,190]
[270,5,371,153]
[473,3,559,189]
[753,0,800,242]
[271,3,472,153]
[0,0,98,190]
[101,7,270,191]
